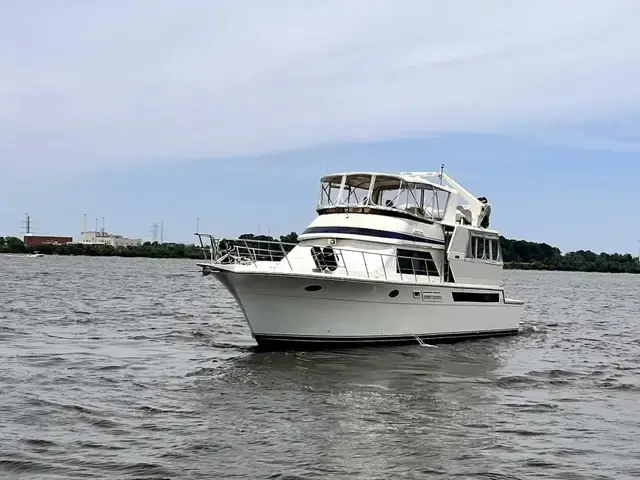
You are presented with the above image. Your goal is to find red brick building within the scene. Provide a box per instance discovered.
[23,235,73,248]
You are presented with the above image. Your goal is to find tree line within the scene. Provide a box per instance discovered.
[1,233,638,274]
[499,236,640,273]
[0,236,203,259]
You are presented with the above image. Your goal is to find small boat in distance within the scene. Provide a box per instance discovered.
[195,167,524,349]
[29,252,44,258]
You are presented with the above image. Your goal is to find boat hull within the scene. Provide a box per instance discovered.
[211,270,523,350]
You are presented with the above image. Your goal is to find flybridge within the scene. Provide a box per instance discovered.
[317,170,491,229]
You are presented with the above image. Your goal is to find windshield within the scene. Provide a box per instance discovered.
[318,174,374,208]
[318,175,343,207]
[370,176,449,220]
[340,174,372,206]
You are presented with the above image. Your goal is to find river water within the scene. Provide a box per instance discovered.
[0,255,639,479]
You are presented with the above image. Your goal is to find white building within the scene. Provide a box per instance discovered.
[80,231,142,248]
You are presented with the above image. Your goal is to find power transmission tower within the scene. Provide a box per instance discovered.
[22,213,33,234]
[150,222,159,242]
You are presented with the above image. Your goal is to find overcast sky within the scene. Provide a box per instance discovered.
[1,1,639,252]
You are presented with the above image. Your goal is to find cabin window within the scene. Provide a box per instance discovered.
[476,236,485,259]
[396,249,439,277]
[452,291,500,303]
[466,234,501,262]
[311,246,339,272]
[489,238,500,261]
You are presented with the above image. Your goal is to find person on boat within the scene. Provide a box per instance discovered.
[477,197,491,228]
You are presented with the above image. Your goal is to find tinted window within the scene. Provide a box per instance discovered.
[490,238,500,261]
[311,246,338,272]
[452,291,500,302]
[397,249,439,277]
[467,234,500,262]
[476,236,485,259]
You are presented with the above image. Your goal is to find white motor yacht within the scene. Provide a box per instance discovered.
[195,168,524,349]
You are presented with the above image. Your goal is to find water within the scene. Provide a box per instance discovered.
[1,255,639,479]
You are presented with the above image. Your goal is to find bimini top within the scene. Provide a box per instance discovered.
[321,172,456,192]
[317,171,492,228]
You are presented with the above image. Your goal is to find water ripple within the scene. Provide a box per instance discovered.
[1,255,639,479]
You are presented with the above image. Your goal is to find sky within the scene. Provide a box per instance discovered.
[1,0,640,254]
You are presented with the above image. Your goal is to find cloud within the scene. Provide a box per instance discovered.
[1,0,640,179]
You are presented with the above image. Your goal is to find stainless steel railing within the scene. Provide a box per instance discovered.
[194,233,456,283]
[195,234,295,269]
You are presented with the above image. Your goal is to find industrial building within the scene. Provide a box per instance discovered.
[15,214,142,249]
[23,234,73,248]
[79,214,143,248]
[20,215,73,248]
[80,231,142,248]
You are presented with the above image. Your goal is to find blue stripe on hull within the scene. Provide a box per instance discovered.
[253,329,519,351]
[301,226,445,246]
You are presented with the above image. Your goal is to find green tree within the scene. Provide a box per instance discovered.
[5,236,26,253]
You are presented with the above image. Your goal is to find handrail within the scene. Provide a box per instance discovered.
[193,233,469,284]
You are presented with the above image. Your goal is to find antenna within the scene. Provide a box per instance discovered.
[101,216,105,236]
[439,164,445,185]
[196,217,200,233]
[83,213,87,233]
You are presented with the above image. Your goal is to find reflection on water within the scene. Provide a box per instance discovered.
[200,341,512,477]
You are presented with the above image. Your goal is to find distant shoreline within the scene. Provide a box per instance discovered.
[503,263,639,274]
[0,242,203,260]
[3,253,637,275]
[1,233,638,274]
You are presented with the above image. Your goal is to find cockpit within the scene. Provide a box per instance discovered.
[317,173,453,223]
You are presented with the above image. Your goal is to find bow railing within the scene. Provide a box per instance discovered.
[194,233,456,283]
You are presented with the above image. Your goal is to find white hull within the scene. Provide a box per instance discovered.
[212,269,523,348]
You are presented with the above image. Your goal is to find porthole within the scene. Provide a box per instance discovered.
[389,289,399,298]
[304,285,323,292]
